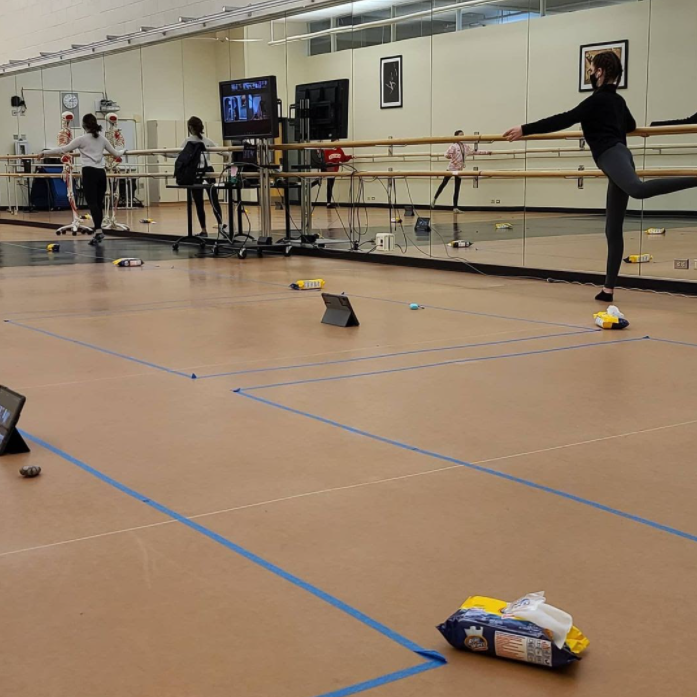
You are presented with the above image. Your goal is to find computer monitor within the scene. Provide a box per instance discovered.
[294,80,350,141]
[220,76,278,140]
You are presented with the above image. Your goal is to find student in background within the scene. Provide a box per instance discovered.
[432,130,490,212]
[323,136,352,209]
[177,116,223,237]
[43,113,125,246]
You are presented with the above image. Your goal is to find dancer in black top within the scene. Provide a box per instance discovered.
[504,51,697,301]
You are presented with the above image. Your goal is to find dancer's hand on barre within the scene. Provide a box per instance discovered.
[503,126,524,142]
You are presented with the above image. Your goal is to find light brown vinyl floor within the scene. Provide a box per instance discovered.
[1,223,697,697]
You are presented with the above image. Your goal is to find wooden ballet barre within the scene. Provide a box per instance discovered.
[273,168,697,179]
[273,125,697,151]
[5,125,697,161]
[0,147,243,161]
[353,142,697,160]
[0,171,260,179]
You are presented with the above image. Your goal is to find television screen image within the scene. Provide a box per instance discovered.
[223,95,268,124]
[219,77,278,139]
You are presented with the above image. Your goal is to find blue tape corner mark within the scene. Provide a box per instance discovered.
[311,659,443,697]
[20,430,446,697]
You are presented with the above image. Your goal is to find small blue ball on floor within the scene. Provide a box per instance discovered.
[410,303,420,310]
[20,465,41,478]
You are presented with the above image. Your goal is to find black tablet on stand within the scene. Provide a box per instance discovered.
[0,386,29,456]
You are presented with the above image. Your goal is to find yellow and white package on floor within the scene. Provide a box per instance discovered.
[594,305,629,330]
[437,592,589,668]
[624,253,652,263]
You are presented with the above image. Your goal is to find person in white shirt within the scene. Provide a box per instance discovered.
[43,113,125,245]
[432,130,490,212]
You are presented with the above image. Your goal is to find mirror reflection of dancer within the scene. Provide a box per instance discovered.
[431,130,491,212]
[177,117,223,236]
[43,113,125,245]
[505,51,697,302]
[323,137,352,209]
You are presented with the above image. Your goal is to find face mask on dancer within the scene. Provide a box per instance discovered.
[590,71,601,90]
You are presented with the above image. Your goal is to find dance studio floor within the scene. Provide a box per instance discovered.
[1,223,697,697]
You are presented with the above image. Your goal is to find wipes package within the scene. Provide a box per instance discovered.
[437,593,589,668]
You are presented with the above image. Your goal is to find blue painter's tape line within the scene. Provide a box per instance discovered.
[237,391,697,545]
[243,337,648,392]
[5,320,190,378]
[350,293,594,331]
[7,290,302,322]
[20,430,446,668]
[648,336,697,349]
[309,659,442,697]
[195,329,592,380]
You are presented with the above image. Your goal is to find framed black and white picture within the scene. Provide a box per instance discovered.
[380,55,403,109]
[579,40,628,92]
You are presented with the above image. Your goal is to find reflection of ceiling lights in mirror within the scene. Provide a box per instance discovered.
[272,0,506,44]
[0,0,527,72]
[191,35,262,43]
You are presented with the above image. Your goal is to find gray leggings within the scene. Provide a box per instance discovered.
[597,144,697,288]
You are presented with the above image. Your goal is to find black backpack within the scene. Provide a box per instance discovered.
[174,141,206,186]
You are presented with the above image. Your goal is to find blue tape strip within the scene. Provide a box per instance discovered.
[4,288,293,316]
[9,291,305,322]
[243,336,648,392]
[20,430,446,674]
[649,336,697,349]
[196,329,592,380]
[5,319,190,378]
[309,659,442,697]
[351,293,593,331]
[237,391,697,544]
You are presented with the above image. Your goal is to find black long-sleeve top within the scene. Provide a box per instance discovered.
[522,84,636,163]
[651,112,697,127]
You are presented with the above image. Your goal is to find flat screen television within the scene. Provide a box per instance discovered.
[220,76,278,140]
[294,79,350,141]
[0,386,26,456]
